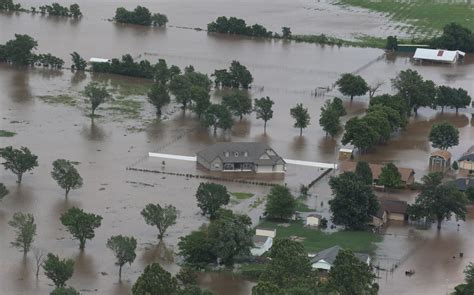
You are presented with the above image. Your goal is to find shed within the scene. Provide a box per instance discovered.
[306,214,322,227]
[89,57,111,63]
[338,147,354,160]
[413,48,465,63]
[458,146,474,177]
[255,227,276,238]
[429,150,451,171]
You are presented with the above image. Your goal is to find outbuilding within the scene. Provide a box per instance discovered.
[310,246,370,271]
[429,150,451,172]
[413,48,465,64]
[251,227,276,256]
[89,57,111,64]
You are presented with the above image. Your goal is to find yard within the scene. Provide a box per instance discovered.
[258,221,382,253]
[337,0,474,37]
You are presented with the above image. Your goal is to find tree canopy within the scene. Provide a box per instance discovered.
[265,185,296,220]
[355,161,372,186]
[201,104,233,134]
[106,235,137,282]
[378,163,403,188]
[431,23,474,53]
[51,159,83,198]
[329,172,379,230]
[43,253,74,288]
[115,6,168,27]
[70,52,86,71]
[454,263,474,294]
[254,96,274,133]
[429,121,459,150]
[141,203,178,240]
[0,146,38,183]
[391,69,436,115]
[148,83,170,117]
[290,103,311,136]
[336,73,369,101]
[84,82,109,117]
[9,212,36,255]
[222,91,253,120]
[195,182,230,219]
[60,207,103,250]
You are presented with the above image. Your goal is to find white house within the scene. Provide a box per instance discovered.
[251,227,276,256]
[413,48,465,64]
[310,246,370,271]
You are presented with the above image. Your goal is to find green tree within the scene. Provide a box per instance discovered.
[69,4,82,17]
[290,103,310,136]
[43,253,74,288]
[178,226,215,267]
[148,83,170,117]
[391,69,435,115]
[152,13,168,27]
[170,75,193,111]
[454,263,474,294]
[436,85,456,112]
[449,88,472,113]
[355,161,372,186]
[408,174,467,229]
[207,209,253,265]
[254,96,274,133]
[0,183,9,201]
[431,23,474,52]
[9,212,36,255]
[0,146,38,183]
[222,91,252,120]
[4,34,38,65]
[281,27,291,38]
[132,263,178,295]
[265,185,296,220]
[367,104,403,132]
[252,282,283,295]
[50,286,80,295]
[195,182,230,219]
[342,117,379,152]
[386,36,398,51]
[336,73,369,101]
[466,186,474,202]
[378,163,403,188]
[84,82,109,117]
[190,85,211,119]
[176,267,197,286]
[328,249,377,295]
[319,101,340,137]
[429,121,459,150]
[364,110,391,143]
[256,239,316,290]
[106,235,137,282]
[60,207,103,250]
[141,203,178,240]
[202,104,233,134]
[228,60,253,89]
[331,97,346,116]
[70,52,86,71]
[329,172,379,230]
[51,159,83,198]
[369,94,409,127]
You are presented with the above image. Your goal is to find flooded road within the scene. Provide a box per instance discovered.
[1,1,474,294]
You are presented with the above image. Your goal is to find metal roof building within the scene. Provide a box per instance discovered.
[413,48,465,63]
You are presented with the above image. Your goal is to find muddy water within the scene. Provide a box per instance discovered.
[1,1,474,294]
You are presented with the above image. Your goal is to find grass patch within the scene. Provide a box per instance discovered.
[295,199,314,212]
[38,94,76,106]
[240,263,267,279]
[337,0,474,33]
[0,130,16,137]
[232,192,254,200]
[250,197,265,209]
[259,221,381,253]
[109,81,151,97]
[106,97,142,119]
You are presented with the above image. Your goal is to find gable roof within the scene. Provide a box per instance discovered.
[310,245,369,266]
[341,161,414,182]
[453,178,474,192]
[197,142,285,165]
[430,150,452,160]
[413,48,465,62]
[459,146,474,161]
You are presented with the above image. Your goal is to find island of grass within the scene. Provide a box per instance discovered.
[337,0,474,35]
[0,130,16,137]
[231,192,254,200]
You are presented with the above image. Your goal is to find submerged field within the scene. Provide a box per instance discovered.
[337,0,474,37]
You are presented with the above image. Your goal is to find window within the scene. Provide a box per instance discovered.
[234,152,239,157]
[244,151,248,157]
[224,152,229,157]
[214,163,220,168]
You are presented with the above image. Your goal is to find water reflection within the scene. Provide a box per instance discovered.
[81,121,106,141]
[9,70,32,103]
[71,72,87,86]
[74,251,98,281]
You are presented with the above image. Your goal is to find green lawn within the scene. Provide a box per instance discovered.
[231,192,254,200]
[338,0,474,35]
[259,221,381,253]
[0,130,16,137]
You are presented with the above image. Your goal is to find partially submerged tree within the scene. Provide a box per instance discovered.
[50,286,80,295]
[33,247,47,278]
[378,163,403,189]
[222,91,252,120]
[328,249,377,294]
[60,207,102,250]
[408,173,467,230]
[106,235,137,282]
[265,185,296,220]
[84,82,109,117]
[190,85,211,119]
[0,146,38,183]
[319,101,341,137]
[336,73,369,101]
[0,183,8,201]
[70,52,86,71]
[429,121,459,150]
[201,104,233,134]
[454,263,474,294]
[141,203,178,240]
[329,172,379,230]
[290,103,310,136]
[3,34,38,65]
[391,69,435,115]
[51,159,83,198]
[342,117,379,152]
[8,212,36,255]
[132,263,178,295]
[254,96,274,133]
[43,253,74,288]
[147,83,170,117]
[195,182,230,219]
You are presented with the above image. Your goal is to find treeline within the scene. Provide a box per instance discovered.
[207,16,273,37]
[387,23,474,52]
[338,70,471,152]
[0,0,82,17]
[0,34,63,68]
[212,61,253,89]
[114,6,168,27]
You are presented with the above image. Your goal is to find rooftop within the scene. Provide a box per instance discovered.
[430,150,452,160]
[311,245,369,266]
[341,161,414,182]
[197,142,285,165]
[413,48,465,62]
[459,146,474,162]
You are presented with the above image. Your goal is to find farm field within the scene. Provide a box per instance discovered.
[338,0,474,37]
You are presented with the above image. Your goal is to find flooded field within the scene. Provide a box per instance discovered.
[1,1,474,294]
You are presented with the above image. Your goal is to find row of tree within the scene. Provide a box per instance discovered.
[0,0,82,17]
[114,6,168,27]
[212,60,253,89]
[207,16,273,37]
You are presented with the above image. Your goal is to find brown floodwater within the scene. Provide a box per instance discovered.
[1,1,474,294]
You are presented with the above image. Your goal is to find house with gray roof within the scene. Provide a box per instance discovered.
[459,146,474,177]
[310,246,370,271]
[196,142,286,173]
